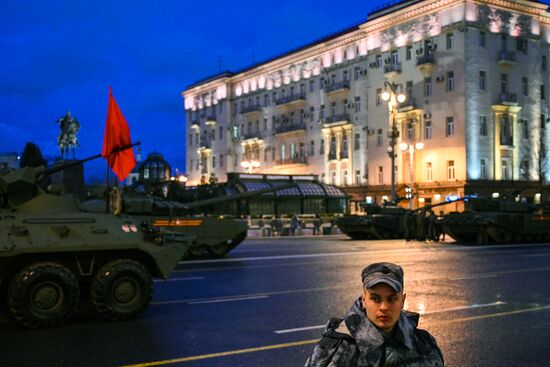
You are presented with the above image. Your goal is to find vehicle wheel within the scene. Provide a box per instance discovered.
[8,262,79,329]
[207,242,231,257]
[90,259,152,322]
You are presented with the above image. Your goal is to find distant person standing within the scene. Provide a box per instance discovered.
[313,214,322,235]
[427,210,438,241]
[437,210,446,241]
[290,214,299,236]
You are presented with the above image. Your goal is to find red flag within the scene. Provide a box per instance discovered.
[102,87,136,181]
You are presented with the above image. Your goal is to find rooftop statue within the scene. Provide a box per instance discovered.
[55,110,80,159]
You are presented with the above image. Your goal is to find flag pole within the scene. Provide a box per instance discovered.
[105,86,112,213]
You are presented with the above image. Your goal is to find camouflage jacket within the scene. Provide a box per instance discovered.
[305,298,444,367]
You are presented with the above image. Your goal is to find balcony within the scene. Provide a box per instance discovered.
[242,131,263,141]
[321,113,351,127]
[416,54,436,77]
[190,120,200,129]
[274,123,307,136]
[275,92,306,107]
[499,93,517,105]
[198,138,212,150]
[275,155,308,166]
[340,151,349,160]
[500,134,513,146]
[205,115,216,125]
[324,81,350,94]
[497,50,516,66]
[384,62,402,77]
[240,104,262,115]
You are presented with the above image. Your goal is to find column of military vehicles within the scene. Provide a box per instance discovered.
[337,197,550,245]
[0,155,293,329]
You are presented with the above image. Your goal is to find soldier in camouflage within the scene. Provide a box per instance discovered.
[305,262,443,366]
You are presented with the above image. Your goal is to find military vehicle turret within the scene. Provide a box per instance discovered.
[0,155,193,328]
[337,199,463,240]
[443,197,550,244]
[99,183,298,259]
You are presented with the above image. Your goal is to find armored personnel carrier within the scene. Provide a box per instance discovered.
[0,160,193,328]
[443,197,550,245]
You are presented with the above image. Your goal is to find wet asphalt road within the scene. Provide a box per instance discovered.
[2,235,550,366]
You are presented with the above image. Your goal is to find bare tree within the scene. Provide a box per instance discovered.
[534,125,548,201]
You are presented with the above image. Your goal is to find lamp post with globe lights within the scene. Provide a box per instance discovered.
[400,141,424,208]
[381,81,407,202]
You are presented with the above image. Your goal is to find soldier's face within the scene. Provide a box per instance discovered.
[362,283,405,332]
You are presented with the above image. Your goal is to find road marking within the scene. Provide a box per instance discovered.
[152,286,343,305]
[523,253,550,257]
[119,303,550,367]
[187,295,268,304]
[274,302,507,334]
[179,242,550,265]
[448,275,497,280]
[117,339,320,367]
[153,277,204,283]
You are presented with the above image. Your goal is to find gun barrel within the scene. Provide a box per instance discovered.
[38,142,141,178]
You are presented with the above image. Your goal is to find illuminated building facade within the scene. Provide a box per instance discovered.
[182,0,550,209]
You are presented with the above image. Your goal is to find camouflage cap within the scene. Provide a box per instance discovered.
[361,262,404,293]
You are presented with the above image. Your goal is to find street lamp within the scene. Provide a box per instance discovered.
[381,81,407,202]
[240,159,260,173]
[400,141,424,208]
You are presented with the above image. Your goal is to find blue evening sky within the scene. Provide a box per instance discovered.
[2,0,547,182]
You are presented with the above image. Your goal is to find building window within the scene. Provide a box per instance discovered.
[320,104,325,119]
[355,170,361,185]
[406,80,413,99]
[480,115,487,136]
[391,50,399,64]
[320,139,325,155]
[424,77,432,97]
[376,88,382,106]
[447,160,455,180]
[407,120,414,140]
[542,56,547,71]
[446,32,454,49]
[212,156,216,169]
[446,117,455,136]
[377,129,383,146]
[516,38,528,54]
[521,160,529,179]
[331,101,337,117]
[354,133,360,150]
[479,70,486,91]
[542,114,546,130]
[355,96,361,112]
[500,73,508,94]
[310,140,315,156]
[480,159,486,179]
[522,77,529,96]
[447,71,455,91]
[375,54,382,67]
[378,166,384,184]
[406,45,412,60]
[189,134,193,146]
[218,126,222,140]
[522,120,529,139]
[332,171,337,185]
[500,34,507,51]
[426,162,433,181]
[502,159,509,180]
[281,144,286,161]
[541,84,546,100]
[272,147,276,161]
[424,120,432,140]
[479,31,486,48]
[310,107,315,122]
[343,70,349,82]
[189,159,193,172]
[354,67,360,80]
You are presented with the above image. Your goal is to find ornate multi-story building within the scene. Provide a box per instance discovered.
[182,0,550,209]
